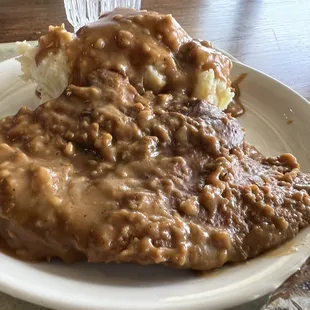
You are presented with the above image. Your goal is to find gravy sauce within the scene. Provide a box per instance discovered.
[36,8,232,98]
[225,73,247,117]
[1,11,310,271]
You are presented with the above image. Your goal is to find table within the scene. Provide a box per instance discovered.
[0,0,309,309]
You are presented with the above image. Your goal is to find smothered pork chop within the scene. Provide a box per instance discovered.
[1,69,310,270]
[0,9,310,270]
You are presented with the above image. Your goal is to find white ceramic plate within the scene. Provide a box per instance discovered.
[0,57,310,310]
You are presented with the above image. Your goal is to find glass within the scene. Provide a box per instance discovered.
[64,0,142,32]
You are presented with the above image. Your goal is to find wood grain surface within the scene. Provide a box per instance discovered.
[0,0,309,101]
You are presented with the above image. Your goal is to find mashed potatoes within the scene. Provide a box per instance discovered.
[17,9,234,110]
[17,41,70,103]
[193,70,233,110]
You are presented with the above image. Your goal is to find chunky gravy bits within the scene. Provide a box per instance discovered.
[35,8,232,102]
[2,9,310,269]
[0,69,310,270]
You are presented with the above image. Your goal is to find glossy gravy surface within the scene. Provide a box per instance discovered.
[0,68,310,269]
[36,8,232,98]
[1,10,310,270]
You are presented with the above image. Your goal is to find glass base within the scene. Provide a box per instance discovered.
[64,0,142,32]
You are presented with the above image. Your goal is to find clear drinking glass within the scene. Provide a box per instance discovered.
[64,0,142,32]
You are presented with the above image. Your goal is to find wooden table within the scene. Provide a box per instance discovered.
[0,0,309,309]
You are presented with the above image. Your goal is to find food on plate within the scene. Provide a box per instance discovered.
[0,9,310,271]
[17,8,233,110]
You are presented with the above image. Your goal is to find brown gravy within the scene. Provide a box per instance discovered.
[1,11,310,271]
[225,73,247,117]
[1,68,310,270]
[36,8,232,100]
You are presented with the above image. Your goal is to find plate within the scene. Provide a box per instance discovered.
[0,57,310,310]
[0,41,37,62]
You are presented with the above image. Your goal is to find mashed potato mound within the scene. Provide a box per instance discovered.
[16,10,234,110]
